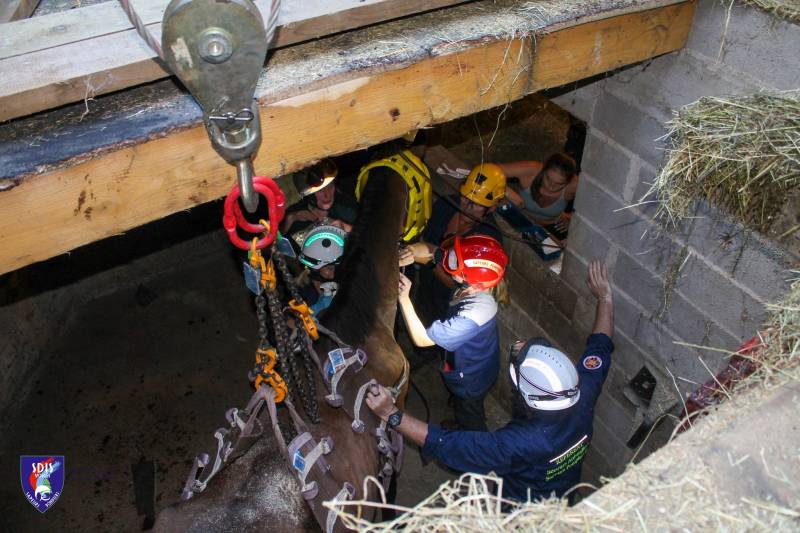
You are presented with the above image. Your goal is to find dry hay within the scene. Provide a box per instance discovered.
[325,276,800,531]
[646,92,800,232]
[741,0,800,23]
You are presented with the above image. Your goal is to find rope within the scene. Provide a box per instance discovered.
[118,0,283,64]
[117,0,164,61]
[265,0,281,46]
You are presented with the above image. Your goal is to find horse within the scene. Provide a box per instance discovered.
[154,166,410,532]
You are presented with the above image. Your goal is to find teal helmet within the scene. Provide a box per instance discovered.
[299,225,347,269]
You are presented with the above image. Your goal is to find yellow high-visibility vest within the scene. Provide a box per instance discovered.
[356,150,433,242]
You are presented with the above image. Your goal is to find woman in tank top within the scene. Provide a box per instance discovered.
[498,153,579,239]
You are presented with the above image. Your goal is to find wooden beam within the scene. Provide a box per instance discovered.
[0,1,696,275]
[0,0,471,122]
[0,0,40,23]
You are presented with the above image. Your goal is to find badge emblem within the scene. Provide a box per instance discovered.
[20,456,64,513]
[583,355,603,370]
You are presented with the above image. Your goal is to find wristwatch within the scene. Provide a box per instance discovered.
[387,409,403,429]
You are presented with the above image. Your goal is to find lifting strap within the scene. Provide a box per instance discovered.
[325,483,355,533]
[324,347,368,408]
[356,150,432,242]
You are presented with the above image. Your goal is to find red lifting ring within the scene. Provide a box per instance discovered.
[223,176,286,250]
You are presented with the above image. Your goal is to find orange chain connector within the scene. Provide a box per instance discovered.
[253,348,288,402]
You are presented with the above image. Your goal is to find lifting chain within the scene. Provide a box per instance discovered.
[273,247,320,422]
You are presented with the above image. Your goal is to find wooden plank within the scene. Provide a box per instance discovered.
[0,0,167,58]
[1,0,470,59]
[0,0,471,122]
[0,1,696,275]
[0,0,40,23]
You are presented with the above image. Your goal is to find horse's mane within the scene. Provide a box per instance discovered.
[321,166,400,345]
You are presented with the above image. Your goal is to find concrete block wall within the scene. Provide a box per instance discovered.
[502,0,799,485]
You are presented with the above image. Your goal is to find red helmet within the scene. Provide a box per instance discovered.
[441,235,508,289]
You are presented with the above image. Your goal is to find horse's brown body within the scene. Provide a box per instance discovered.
[155,169,409,532]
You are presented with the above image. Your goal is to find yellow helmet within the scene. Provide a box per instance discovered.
[460,163,506,207]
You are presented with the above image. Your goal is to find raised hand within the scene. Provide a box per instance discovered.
[587,259,611,301]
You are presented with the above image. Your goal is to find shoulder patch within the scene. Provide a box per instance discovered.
[582,355,603,370]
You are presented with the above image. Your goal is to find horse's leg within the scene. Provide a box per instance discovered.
[361,169,408,333]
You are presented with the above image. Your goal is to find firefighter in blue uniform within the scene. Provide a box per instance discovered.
[367,259,615,502]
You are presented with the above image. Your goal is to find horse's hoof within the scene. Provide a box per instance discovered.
[351,420,366,433]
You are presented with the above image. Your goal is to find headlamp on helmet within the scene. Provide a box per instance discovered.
[294,159,338,198]
[299,225,347,270]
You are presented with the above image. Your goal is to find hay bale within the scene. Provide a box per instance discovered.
[647,92,800,232]
[741,0,800,23]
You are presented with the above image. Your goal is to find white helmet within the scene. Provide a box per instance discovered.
[299,225,347,270]
[509,340,580,411]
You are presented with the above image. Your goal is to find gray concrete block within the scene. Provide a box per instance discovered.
[590,417,634,473]
[581,451,616,488]
[686,201,797,302]
[574,176,680,272]
[581,131,632,200]
[633,161,667,221]
[550,277,579,322]
[560,249,592,298]
[630,411,678,464]
[655,291,740,377]
[581,444,622,486]
[593,369,639,442]
[500,299,547,343]
[614,283,744,385]
[591,92,668,167]
[613,251,665,317]
[613,290,698,375]
[571,289,597,336]
[505,265,543,322]
[604,49,761,123]
[537,303,582,359]
[511,247,557,289]
[565,213,615,266]
[685,0,800,91]
[550,81,604,123]
[610,331,655,383]
[674,253,767,340]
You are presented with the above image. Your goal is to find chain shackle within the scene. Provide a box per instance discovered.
[223,176,286,250]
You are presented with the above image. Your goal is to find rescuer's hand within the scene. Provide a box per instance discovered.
[366,384,396,421]
[587,259,611,301]
[399,242,433,267]
[554,212,572,233]
[399,247,415,267]
[398,273,412,299]
[329,219,353,233]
